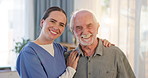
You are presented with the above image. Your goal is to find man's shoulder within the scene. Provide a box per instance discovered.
[100,45,127,62]
[103,45,125,56]
[106,46,120,51]
[103,45,119,51]
[64,50,71,55]
[64,50,72,59]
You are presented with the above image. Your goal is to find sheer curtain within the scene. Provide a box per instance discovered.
[139,0,148,77]
[0,0,34,71]
[74,0,148,78]
[0,0,26,68]
[99,0,148,77]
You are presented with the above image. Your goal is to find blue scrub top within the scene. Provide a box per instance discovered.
[16,42,67,78]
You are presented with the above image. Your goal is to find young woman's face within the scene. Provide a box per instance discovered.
[40,11,67,41]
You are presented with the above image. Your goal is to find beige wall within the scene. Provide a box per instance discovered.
[0,71,19,78]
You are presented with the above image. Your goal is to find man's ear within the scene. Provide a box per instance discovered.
[40,19,44,28]
[96,23,100,34]
[73,31,76,38]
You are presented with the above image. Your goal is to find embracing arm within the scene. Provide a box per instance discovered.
[101,39,115,47]
[59,51,79,78]
[59,67,76,78]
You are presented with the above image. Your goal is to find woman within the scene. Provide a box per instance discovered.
[16,6,112,78]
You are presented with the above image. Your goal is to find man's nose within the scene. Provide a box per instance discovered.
[82,28,89,34]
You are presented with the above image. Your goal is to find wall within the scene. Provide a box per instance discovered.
[0,71,19,78]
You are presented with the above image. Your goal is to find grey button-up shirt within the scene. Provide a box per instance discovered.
[71,39,135,78]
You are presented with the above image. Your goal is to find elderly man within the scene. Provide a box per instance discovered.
[68,10,136,78]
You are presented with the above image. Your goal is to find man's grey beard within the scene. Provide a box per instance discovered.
[76,34,94,46]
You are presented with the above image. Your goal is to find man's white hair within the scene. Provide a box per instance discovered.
[69,9,98,33]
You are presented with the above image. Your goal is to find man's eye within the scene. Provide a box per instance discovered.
[76,26,82,30]
[87,24,92,29]
[88,25,92,29]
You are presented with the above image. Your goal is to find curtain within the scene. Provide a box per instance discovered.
[34,0,74,43]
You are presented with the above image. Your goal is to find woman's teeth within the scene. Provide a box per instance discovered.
[50,30,57,34]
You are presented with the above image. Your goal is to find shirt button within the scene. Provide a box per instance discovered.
[89,73,91,75]
[106,71,109,73]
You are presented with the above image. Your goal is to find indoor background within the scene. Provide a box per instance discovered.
[0,0,147,78]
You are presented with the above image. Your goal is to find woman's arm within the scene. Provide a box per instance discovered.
[59,51,79,78]
[101,39,115,47]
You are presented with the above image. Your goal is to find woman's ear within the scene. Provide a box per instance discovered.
[40,19,44,28]
[97,23,100,29]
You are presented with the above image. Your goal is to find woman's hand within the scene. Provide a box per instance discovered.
[101,39,115,47]
[67,51,79,70]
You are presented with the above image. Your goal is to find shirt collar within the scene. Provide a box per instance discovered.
[75,38,103,57]
[94,38,103,56]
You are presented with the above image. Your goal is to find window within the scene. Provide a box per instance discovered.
[0,0,34,71]
[139,0,148,77]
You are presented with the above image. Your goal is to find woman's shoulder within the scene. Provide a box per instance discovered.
[53,42,63,48]
[20,42,39,54]
[53,42,67,52]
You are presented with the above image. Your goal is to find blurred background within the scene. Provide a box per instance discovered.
[0,0,147,78]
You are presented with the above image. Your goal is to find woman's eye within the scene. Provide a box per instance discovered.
[50,20,55,23]
[59,23,65,27]
[60,25,64,27]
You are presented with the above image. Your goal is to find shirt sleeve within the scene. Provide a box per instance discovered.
[16,50,47,78]
[116,48,136,78]
[59,66,76,78]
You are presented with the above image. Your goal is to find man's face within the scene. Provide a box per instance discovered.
[73,12,99,46]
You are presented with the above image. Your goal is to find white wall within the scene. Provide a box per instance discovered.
[74,0,101,21]
[25,0,35,40]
